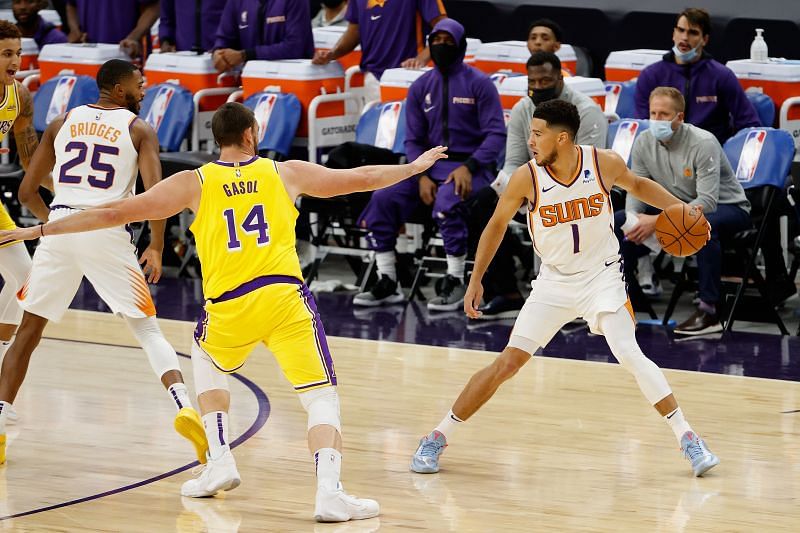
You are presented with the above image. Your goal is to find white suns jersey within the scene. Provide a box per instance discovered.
[526,145,620,274]
[51,105,139,209]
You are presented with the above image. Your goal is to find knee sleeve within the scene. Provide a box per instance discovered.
[0,243,31,325]
[298,386,341,433]
[191,341,230,395]
[600,308,672,405]
[124,315,180,379]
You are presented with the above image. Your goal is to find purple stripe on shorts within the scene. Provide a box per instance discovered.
[210,274,303,303]
[299,284,337,386]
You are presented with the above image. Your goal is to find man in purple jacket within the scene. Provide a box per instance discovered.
[212,0,314,73]
[66,0,160,59]
[159,0,225,53]
[634,8,760,144]
[13,0,67,48]
[354,18,506,312]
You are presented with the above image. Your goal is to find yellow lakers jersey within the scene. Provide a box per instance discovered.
[190,156,303,300]
[0,81,20,142]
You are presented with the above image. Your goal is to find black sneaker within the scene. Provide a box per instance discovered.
[353,275,404,307]
[427,275,466,312]
[473,295,524,320]
[674,309,723,336]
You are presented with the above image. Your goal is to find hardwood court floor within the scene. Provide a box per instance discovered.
[1,310,798,532]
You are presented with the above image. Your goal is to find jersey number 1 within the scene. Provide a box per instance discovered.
[223,205,270,251]
[571,224,580,254]
[58,141,118,189]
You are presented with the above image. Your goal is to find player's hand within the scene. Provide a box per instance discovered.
[119,38,142,59]
[464,281,484,319]
[401,56,426,69]
[625,214,658,245]
[691,204,712,241]
[212,49,232,72]
[139,247,163,284]
[419,175,437,205]
[445,165,473,200]
[68,30,87,44]
[410,146,447,174]
[312,49,333,65]
[0,225,41,242]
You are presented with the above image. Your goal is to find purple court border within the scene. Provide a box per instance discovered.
[0,338,271,521]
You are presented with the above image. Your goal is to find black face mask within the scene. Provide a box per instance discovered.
[430,43,460,70]
[529,86,558,105]
[321,0,344,7]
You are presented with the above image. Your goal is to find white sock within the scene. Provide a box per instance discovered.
[314,447,342,492]
[434,409,463,440]
[0,401,10,433]
[202,411,230,460]
[167,383,191,411]
[665,407,692,444]
[375,251,397,281]
[446,255,466,281]
[0,340,10,359]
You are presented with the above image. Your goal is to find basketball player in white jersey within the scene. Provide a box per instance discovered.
[0,60,207,465]
[411,100,720,477]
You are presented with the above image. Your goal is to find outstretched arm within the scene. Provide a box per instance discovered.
[278,146,447,201]
[598,149,684,210]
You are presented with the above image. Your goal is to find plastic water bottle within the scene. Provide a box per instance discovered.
[750,28,768,62]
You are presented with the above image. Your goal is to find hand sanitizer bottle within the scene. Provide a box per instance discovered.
[750,28,768,62]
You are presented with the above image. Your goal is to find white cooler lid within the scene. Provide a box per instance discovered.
[39,43,128,63]
[499,75,605,99]
[21,37,38,55]
[313,26,361,51]
[726,59,800,81]
[242,59,344,80]
[145,51,217,74]
[465,38,482,56]
[379,67,429,87]
[605,49,667,70]
[498,74,527,98]
[476,40,576,63]
[0,10,12,23]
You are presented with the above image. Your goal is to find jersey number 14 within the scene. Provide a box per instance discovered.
[223,205,270,251]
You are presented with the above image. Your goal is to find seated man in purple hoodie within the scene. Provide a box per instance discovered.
[353,18,506,312]
[212,0,314,73]
[66,0,160,59]
[634,8,760,145]
[13,0,67,48]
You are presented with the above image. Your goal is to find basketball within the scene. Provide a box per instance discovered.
[654,204,710,257]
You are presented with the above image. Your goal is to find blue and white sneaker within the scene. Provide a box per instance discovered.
[410,430,447,473]
[681,431,719,477]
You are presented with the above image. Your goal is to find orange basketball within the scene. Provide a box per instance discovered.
[655,204,710,257]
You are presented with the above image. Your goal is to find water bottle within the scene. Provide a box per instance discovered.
[750,28,768,62]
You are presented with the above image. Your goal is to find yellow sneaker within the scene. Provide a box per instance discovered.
[174,408,209,464]
[0,434,6,465]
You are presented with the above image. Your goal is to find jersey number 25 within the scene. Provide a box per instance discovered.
[58,141,119,189]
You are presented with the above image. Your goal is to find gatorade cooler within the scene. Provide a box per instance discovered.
[38,43,128,84]
[379,67,428,102]
[604,49,666,81]
[498,75,606,110]
[727,59,800,111]
[144,51,239,110]
[19,38,38,71]
[313,26,361,70]
[474,41,577,76]
[464,38,482,64]
[241,59,345,137]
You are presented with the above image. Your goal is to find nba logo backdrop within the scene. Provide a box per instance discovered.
[735,129,766,182]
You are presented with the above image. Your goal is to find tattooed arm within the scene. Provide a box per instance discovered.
[12,83,52,192]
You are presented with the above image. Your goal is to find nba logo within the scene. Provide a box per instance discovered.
[735,130,766,182]
[605,83,622,113]
[143,86,175,132]
[610,120,640,163]
[253,93,277,144]
[374,102,401,150]
[46,76,77,124]
[490,73,508,88]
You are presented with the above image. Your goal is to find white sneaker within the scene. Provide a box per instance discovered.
[314,483,380,522]
[637,255,662,297]
[6,405,18,424]
[181,450,241,498]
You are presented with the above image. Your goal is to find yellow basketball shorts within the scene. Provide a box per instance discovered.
[0,201,18,249]
[194,275,337,391]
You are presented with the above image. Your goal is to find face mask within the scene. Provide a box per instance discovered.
[321,0,344,7]
[529,86,558,105]
[430,43,460,70]
[672,44,700,63]
[650,118,676,141]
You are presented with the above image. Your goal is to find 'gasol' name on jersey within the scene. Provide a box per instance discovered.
[223,180,259,197]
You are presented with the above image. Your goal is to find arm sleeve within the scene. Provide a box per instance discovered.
[247,2,314,60]
[633,69,654,120]
[625,137,650,212]
[404,83,428,163]
[690,140,721,213]
[468,79,507,168]
[720,69,761,132]
[418,0,447,23]
[501,101,532,175]
[575,105,607,148]
[345,0,360,24]
[213,1,240,50]
[158,0,175,43]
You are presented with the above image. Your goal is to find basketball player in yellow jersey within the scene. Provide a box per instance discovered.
[0,21,44,371]
[0,102,447,522]
[411,100,720,478]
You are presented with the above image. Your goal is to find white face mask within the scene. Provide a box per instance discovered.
[650,116,678,141]
[672,44,700,63]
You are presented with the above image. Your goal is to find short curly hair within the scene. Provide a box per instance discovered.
[0,20,21,42]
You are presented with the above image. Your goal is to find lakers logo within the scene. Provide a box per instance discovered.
[538,193,605,228]
[0,120,12,135]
